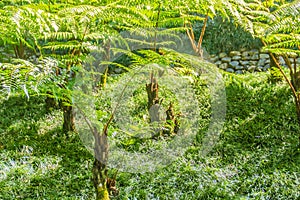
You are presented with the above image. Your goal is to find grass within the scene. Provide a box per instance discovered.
[0,96,94,199]
[0,71,300,199]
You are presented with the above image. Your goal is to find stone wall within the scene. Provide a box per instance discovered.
[209,49,300,74]
[1,47,300,75]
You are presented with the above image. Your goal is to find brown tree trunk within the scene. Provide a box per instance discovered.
[146,72,160,112]
[14,41,25,59]
[92,126,110,200]
[146,73,162,137]
[164,103,180,135]
[145,73,180,136]
[93,159,109,200]
[75,104,117,200]
[62,104,75,132]
[45,91,58,112]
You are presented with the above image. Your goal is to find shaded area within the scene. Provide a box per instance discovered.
[0,95,94,199]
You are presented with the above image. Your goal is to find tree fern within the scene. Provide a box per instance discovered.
[0,58,60,99]
[0,5,58,59]
[243,0,300,129]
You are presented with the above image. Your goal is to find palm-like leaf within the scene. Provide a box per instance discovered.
[0,58,60,99]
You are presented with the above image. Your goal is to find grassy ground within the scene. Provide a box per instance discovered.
[0,71,299,199]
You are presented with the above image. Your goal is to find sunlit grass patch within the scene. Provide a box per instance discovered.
[37,111,62,135]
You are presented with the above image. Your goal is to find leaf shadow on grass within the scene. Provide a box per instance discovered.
[0,95,95,199]
[0,94,92,160]
[0,95,49,131]
[217,74,300,172]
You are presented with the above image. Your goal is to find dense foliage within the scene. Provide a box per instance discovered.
[0,0,300,199]
[1,73,300,199]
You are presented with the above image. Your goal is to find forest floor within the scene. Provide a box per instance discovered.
[0,71,299,199]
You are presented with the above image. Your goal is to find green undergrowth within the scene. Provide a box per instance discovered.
[0,95,94,199]
[114,72,300,200]
[1,71,300,199]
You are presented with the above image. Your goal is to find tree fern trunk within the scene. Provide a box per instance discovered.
[45,91,58,112]
[75,105,113,200]
[62,104,75,132]
[164,103,180,135]
[93,159,109,200]
[93,127,109,200]
[146,72,160,123]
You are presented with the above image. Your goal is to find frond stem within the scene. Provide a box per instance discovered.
[153,1,161,50]
[262,40,298,101]
[197,11,209,57]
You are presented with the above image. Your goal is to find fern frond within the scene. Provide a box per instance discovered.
[267,17,299,35]
[262,47,300,57]
[272,0,300,19]
[43,42,81,51]
[44,32,75,41]
[0,57,59,99]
